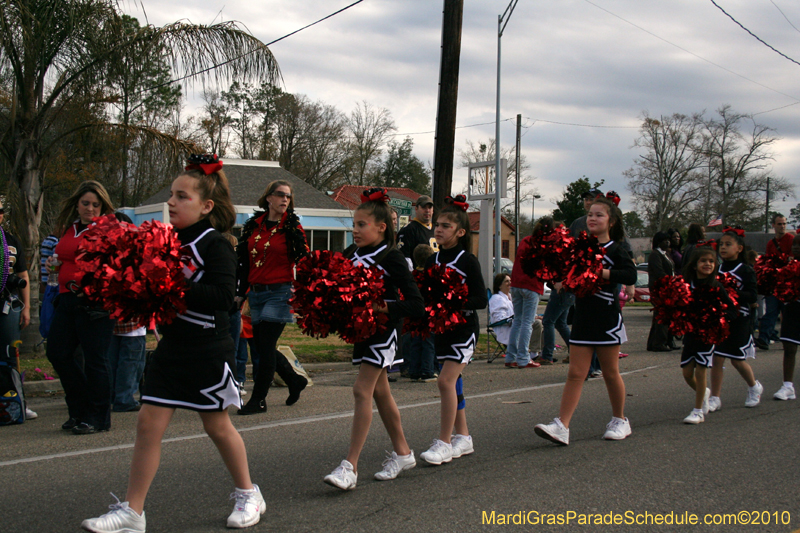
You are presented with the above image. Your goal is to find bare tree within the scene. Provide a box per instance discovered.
[700,105,793,227]
[197,90,233,157]
[624,112,705,231]
[343,101,396,186]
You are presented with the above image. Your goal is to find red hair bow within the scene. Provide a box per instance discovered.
[605,191,621,206]
[722,226,745,238]
[361,187,390,204]
[445,194,469,212]
[185,153,223,175]
[696,239,718,251]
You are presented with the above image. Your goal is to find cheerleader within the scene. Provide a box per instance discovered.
[82,156,265,532]
[419,195,488,465]
[534,197,637,445]
[323,189,424,490]
[774,233,800,400]
[709,227,762,410]
[679,247,732,424]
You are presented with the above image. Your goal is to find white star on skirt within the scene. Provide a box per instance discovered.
[199,362,242,410]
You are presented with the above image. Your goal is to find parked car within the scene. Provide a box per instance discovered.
[540,285,551,302]
[494,257,514,275]
[633,271,650,303]
[636,262,648,272]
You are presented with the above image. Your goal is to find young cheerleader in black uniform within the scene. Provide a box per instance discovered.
[709,227,762,411]
[82,157,265,532]
[535,197,637,445]
[680,247,732,424]
[774,233,800,400]
[419,195,487,465]
[323,189,424,490]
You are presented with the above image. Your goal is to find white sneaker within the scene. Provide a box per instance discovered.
[420,439,453,465]
[81,495,145,533]
[374,451,416,481]
[226,484,266,528]
[707,396,722,412]
[25,407,38,420]
[451,434,474,458]
[603,417,632,440]
[683,410,704,424]
[701,388,711,415]
[238,383,247,397]
[534,418,569,446]
[773,384,796,401]
[745,381,763,407]
[324,460,357,490]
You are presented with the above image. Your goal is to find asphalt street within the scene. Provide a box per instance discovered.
[3,307,799,533]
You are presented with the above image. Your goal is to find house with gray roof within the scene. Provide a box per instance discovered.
[126,159,354,252]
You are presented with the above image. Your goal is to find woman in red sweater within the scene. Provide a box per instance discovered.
[236,180,310,415]
[46,180,117,434]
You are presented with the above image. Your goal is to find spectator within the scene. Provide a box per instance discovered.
[0,201,35,419]
[540,220,572,365]
[396,195,437,270]
[45,181,116,434]
[756,213,793,350]
[405,244,436,382]
[647,231,675,352]
[681,223,705,269]
[489,273,514,346]
[668,228,684,267]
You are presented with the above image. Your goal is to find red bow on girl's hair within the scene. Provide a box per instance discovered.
[722,226,745,238]
[696,239,718,251]
[185,153,223,175]
[445,194,469,212]
[605,191,621,206]
[360,187,390,204]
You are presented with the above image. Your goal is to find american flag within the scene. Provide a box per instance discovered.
[707,215,723,227]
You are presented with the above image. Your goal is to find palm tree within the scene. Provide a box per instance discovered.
[0,0,280,349]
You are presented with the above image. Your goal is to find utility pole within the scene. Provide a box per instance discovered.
[432,0,464,212]
[514,114,521,250]
[765,176,771,233]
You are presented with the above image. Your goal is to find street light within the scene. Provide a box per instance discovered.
[531,194,541,222]
[494,0,519,275]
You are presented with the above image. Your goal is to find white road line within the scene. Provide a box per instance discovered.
[0,365,662,467]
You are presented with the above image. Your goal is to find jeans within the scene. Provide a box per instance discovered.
[236,335,249,384]
[107,335,146,411]
[405,333,435,377]
[0,299,22,349]
[229,310,244,383]
[506,287,541,365]
[758,295,783,342]
[46,293,115,429]
[541,290,574,360]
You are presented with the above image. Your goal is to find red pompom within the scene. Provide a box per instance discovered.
[755,253,790,296]
[74,215,187,327]
[518,225,574,282]
[563,232,605,297]
[291,250,388,344]
[775,259,800,303]
[403,264,469,337]
[717,272,741,309]
[691,284,734,344]
[651,275,693,336]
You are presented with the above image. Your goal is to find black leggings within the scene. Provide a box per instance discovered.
[250,321,296,401]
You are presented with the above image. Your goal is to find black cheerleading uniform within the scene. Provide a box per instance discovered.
[570,241,637,346]
[141,219,242,411]
[714,260,757,360]
[680,279,734,368]
[345,241,424,368]
[425,246,488,364]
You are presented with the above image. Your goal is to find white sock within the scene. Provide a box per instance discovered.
[235,486,257,493]
[784,381,794,389]
[693,408,703,415]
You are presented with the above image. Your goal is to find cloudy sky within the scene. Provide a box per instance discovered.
[124,0,800,221]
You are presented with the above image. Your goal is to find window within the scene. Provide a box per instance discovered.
[308,230,347,252]
[502,239,510,258]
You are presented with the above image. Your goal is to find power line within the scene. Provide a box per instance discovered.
[770,0,800,34]
[710,0,800,68]
[581,0,800,103]
[140,0,365,94]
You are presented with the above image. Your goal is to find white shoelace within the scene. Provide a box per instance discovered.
[229,489,256,511]
[104,493,125,514]
[607,418,624,431]
[381,452,399,473]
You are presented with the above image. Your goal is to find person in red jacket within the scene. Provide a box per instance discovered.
[236,180,310,415]
[504,222,546,368]
[756,213,794,350]
[45,181,116,435]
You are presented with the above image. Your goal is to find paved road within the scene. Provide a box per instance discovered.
[3,308,799,533]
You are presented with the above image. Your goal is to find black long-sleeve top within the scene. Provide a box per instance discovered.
[159,219,236,354]
[719,259,757,315]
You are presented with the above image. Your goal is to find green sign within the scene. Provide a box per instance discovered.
[389,198,412,209]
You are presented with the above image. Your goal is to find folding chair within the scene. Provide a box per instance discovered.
[486,288,513,363]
